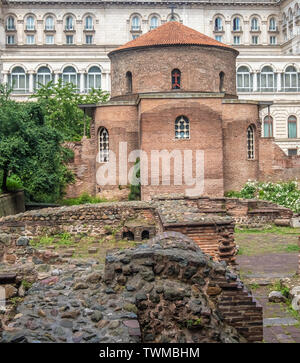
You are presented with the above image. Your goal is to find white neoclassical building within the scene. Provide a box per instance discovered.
[0,0,300,156]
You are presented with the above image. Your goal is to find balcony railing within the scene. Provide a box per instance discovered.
[131,25,141,32]
[214,26,224,32]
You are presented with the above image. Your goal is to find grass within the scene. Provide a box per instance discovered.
[59,192,108,206]
[30,232,139,265]
[235,226,300,256]
[235,226,300,235]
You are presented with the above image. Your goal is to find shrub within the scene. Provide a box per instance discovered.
[60,192,108,206]
[225,181,300,213]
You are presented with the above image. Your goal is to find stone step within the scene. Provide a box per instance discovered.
[263,317,299,327]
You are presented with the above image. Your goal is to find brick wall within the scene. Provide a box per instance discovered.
[109,45,238,98]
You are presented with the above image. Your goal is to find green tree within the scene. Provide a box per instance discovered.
[0,89,74,202]
[32,78,109,141]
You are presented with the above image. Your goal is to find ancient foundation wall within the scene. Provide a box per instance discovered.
[0,191,25,218]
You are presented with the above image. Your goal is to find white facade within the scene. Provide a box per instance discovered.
[0,0,300,156]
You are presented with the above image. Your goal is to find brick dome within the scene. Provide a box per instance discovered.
[110,21,237,54]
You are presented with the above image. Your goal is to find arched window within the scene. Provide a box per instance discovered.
[172,69,181,89]
[283,66,298,92]
[233,17,241,31]
[45,16,54,31]
[141,230,150,240]
[215,17,222,31]
[26,16,35,31]
[35,66,52,89]
[85,16,93,30]
[62,66,78,89]
[237,66,253,92]
[247,125,255,159]
[9,66,28,93]
[251,17,259,31]
[131,16,140,31]
[269,17,277,31]
[150,16,158,30]
[259,66,276,92]
[126,71,132,93]
[99,127,109,162]
[219,71,225,92]
[263,115,273,137]
[288,116,297,138]
[6,16,15,31]
[86,66,101,91]
[65,16,74,31]
[175,116,190,139]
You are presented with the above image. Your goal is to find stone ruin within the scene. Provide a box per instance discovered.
[0,231,263,343]
[104,232,262,343]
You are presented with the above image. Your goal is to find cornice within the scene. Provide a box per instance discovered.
[3,1,283,8]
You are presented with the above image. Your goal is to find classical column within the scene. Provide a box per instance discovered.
[253,72,258,92]
[277,72,282,92]
[28,71,34,93]
[54,71,60,84]
[79,71,85,93]
[2,72,8,85]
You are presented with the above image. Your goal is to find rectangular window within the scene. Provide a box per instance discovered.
[288,149,297,156]
[288,121,297,138]
[45,35,54,44]
[26,35,35,45]
[252,36,258,45]
[233,36,240,45]
[6,35,15,44]
[66,35,73,44]
[270,36,277,44]
[85,35,93,44]
[215,35,222,42]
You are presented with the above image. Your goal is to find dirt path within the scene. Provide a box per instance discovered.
[236,231,300,343]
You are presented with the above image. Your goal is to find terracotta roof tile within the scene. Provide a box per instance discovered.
[111,21,236,54]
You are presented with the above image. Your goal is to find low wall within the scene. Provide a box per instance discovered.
[0,191,25,217]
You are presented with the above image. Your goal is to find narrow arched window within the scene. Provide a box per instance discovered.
[247,125,255,159]
[45,16,54,30]
[6,16,15,31]
[175,116,190,139]
[86,66,101,91]
[99,127,109,162]
[219,71,225,92]
[85,16,93,30]
[65,16,74,31]
[150,16,158,30]
[263,115,273,137]
[131,16,140,31]
[26,16,35,31]
[233,17,240,31]
[36,66,52,89]
[172,69,181,89]
[237,66,253,92]
[215,17,222,31]
[269,17,276,31]
[126,71,132,93]
[251,17,259,31]
[288,115,297,138]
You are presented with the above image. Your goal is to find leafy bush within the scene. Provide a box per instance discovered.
[60,192,108,206]
[225,180,300,213]
[0,172,23,194]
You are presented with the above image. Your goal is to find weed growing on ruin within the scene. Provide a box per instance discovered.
[21,280,33,291]
[60,192,108,206]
